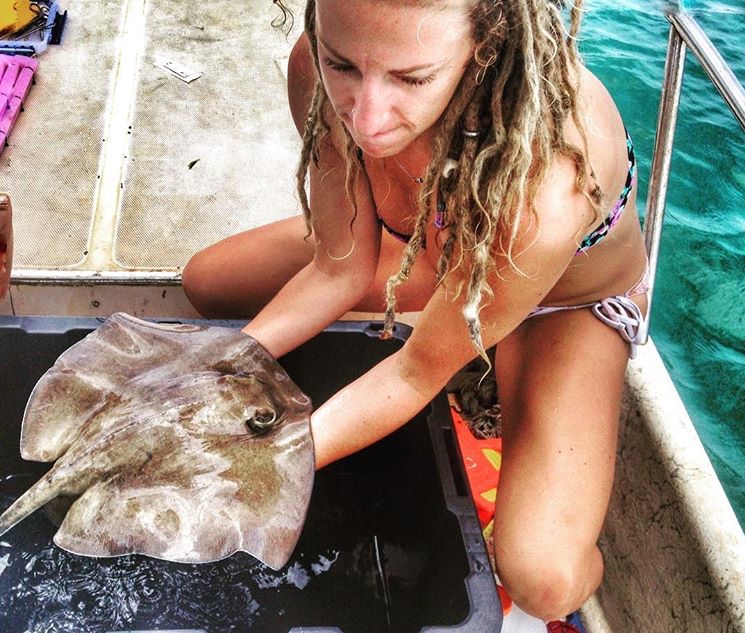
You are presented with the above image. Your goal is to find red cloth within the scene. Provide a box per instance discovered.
[450,408,502,528]
[452,408,514,616]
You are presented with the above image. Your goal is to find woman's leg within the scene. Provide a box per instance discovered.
[182,216,437,318]
[182,216,315,318]
[491,298,645,621]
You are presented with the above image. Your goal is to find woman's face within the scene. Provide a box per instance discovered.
[315,0,474,157]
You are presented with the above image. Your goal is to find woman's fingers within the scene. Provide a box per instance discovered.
[0,192,13,300]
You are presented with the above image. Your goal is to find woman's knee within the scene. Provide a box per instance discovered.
[494,541,603,621]
[181,249,225,317]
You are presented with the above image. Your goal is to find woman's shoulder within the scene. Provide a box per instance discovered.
[546,65,632,223]
[287,33,316,136]
[570,66,630,180]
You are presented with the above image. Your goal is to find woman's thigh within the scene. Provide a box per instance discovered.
[182,216,438,317]
[182,216,316,318]
[491,306,632,571]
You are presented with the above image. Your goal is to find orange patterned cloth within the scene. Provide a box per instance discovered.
[451,408,502,529]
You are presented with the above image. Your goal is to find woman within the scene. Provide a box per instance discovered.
[183,0,648,625]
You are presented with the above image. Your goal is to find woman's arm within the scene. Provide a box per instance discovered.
[311,161,587,468]
[310,264,554,469]
[242,139,381,358]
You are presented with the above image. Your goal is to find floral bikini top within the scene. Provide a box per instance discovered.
[574,130,637,254]
[377,130,637,255]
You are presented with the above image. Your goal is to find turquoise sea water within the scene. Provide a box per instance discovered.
[581,1,745,526]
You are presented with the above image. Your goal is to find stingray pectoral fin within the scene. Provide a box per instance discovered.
[53,420,315,571]
[209,415,315,570]
[20,313,191,462]
[53,479,243,561]
[21,373,124,462]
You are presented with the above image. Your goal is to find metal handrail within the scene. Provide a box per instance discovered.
[642,9,745,342]
[669,12,745,131]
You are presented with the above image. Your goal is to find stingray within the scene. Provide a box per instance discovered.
[0,312,315,570]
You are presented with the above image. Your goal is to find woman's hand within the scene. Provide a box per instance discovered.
[0,193,13,301]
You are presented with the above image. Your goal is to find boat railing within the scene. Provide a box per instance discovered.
[643,8,745,341]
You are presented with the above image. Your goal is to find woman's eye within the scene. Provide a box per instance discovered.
[323,57,354,74]
[398,74,436,87]
[322,56,436,88]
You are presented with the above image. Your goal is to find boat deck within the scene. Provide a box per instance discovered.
[1,0,303,317]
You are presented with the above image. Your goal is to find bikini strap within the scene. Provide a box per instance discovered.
[591,295,645,359]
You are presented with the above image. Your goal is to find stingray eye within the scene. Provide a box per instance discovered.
[246,408,278,433]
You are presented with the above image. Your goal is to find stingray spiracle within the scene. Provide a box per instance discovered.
[246,407,278,434]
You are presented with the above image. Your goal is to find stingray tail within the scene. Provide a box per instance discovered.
[0,475,58,538]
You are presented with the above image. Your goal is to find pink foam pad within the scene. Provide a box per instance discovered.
[0,67,34,134]
[0,55,38,150]
[0,62,20,113]
[14,56,38,72]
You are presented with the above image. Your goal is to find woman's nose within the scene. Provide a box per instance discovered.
[351,80,392,137]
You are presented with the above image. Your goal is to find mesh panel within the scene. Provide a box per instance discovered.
[1,0,304,274]
[115,1,303,270]
[0,0,121,269]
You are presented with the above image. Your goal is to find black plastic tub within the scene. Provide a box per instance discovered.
[0,316,501,633]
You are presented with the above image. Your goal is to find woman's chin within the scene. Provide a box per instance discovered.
[355,135,410,158]
[348,127,415,158]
